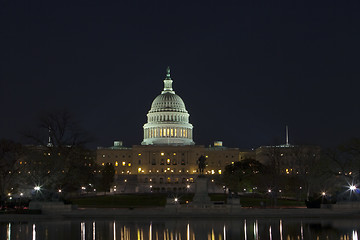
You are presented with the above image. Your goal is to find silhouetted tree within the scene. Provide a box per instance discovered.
[222,159,265,193]
[23,110,95,199]
[100,163,115,194]
[0,140,26,203]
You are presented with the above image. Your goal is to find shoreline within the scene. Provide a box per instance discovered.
[1,207,360,222]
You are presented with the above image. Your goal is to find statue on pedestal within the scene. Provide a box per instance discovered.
[198,155,206,175]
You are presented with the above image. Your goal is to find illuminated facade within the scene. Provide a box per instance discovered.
[96,68,254,192]
[141,67,194,146]
[97,141,253,193]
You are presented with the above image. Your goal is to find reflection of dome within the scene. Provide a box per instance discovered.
[141,67,194,146]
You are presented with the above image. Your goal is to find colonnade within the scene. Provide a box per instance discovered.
[144,127,192,139]
[148,114,188,122]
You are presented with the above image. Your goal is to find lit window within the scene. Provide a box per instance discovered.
[171,128,173,136]
[211,170,215,174]
[167,159,170,164]
[167,168,170,170]
[218,170,222,174]
[161,152,164,156]
[138,153,141,156]
[128,163,131,166]
[138,168,142,173]
[122,161,126,166]
[115,161,118,167]
[102,155,105,158]
[102,163,105,166]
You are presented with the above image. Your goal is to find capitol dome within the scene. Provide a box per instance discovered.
[141,67,194,146]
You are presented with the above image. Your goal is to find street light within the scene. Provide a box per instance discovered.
[350,185,356,191]
[34,186,41,191]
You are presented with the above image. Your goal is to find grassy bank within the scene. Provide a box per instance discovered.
[69,193,305,208]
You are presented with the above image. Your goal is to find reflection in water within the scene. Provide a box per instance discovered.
[114,221,117,240]
[93,222,96,240]
[223,225,226,240]
[269,226,272,240]
[1,218,360,239]
[7,223,11,240]
[244,220,247,240]
[32,224,36,240]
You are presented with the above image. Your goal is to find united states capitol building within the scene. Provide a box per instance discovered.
[96,68,320,193]
[96,68,254,193]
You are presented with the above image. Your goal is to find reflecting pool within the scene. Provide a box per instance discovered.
[1,218,359,240]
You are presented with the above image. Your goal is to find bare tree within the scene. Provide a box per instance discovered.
[23,110,95,199]
[0,140,26,202]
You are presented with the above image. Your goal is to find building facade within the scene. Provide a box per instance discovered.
[96,68,254,193]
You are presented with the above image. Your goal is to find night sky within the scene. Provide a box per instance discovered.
[1,1,360,149]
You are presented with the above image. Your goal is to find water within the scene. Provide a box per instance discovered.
[1,218,359,240]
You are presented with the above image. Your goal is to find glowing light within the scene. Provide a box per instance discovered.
[187,184,190,189]
[268,189,271,193]
[322,192,326,196]
[32,224,36,240]
[350,185,356,191]
[34,186,41,191]
[58,189,62,193]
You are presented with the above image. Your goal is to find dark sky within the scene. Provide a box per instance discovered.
[1,0,360,149]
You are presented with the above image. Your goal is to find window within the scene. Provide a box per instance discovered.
[160,178,163,183]
[152,159,156,165]
[115,161,118,167]
[167,159,171,165]
[160,159,164,165]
